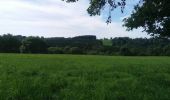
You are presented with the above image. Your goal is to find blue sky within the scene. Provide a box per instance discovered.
[0,0,149,38]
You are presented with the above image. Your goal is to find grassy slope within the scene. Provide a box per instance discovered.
[0,54,170,100]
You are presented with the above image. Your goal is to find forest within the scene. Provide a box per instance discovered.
[0,34,170,56]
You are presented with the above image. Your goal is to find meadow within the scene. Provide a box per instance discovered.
[0,54,170,100]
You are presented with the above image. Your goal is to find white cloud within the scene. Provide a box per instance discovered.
[0,0,149,38]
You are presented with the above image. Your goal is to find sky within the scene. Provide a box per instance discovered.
[0,0,150,38]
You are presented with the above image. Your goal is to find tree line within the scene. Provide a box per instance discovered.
[0,34,170,56]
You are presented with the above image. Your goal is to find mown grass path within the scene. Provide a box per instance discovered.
[0,54,170,100]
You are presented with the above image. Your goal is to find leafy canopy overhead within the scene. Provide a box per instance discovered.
[123,0,170,37]
[63,0,126,24]
[64,0,170,37]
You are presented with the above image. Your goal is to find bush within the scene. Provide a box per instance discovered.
[48,47,63,54]
[69,47,83,54]
[163,45,170,56]
[86,50,98,55]
[119,46,132,56]
[63,46,71,54]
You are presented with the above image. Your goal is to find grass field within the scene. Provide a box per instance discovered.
[0,54,170,100]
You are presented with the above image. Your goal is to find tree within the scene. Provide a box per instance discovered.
[20,37,47,53]
[69,47,83,54]
[64,0,126,23]
[65,0,170,37]
[163,45,170,56]
[123,0,170,37]
[48,47,63,54]
[0,34,21,53]
[119,46,132,56]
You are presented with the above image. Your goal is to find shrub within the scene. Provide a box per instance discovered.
[86,50,98,55]
[48,47,63,54]
[63,46,71,54]
[119,46,132,56]
[69,47,83,54]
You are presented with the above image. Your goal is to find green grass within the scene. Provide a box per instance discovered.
[0,54,170,100]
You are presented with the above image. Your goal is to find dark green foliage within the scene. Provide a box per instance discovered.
[111,37,170,56]
[1,34,170,56]
[65,0,170,36]
[69,47,83,54]
[0,54,170,100]
[45,35,102,54]
[0,34,21,53]
[45,35,101,49]
[45,37,68,47]
[163,45,170,56]
[48,47,63,54]
[64,0,126,23]
[20,37,47,53]
[119,46,132,56]
[123,0,170,37]
[73,35,96,40]
[63,46,71,54]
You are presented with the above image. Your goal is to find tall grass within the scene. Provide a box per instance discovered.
[0,54,170,100]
